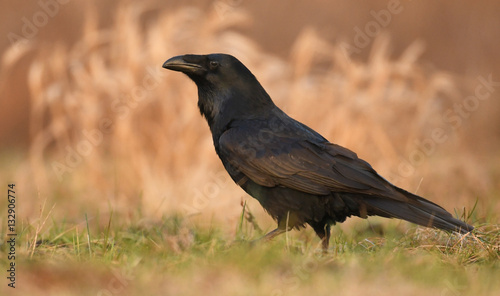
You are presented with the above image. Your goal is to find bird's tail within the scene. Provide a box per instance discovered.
[359,188,474,234]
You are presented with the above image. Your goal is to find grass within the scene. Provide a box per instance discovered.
[1,204,499,296]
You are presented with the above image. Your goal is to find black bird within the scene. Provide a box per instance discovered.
[162,53,473,250]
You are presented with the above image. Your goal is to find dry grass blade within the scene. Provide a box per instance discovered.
[30,198,56,258]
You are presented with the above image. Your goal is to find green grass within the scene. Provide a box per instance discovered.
[1,205,499,296]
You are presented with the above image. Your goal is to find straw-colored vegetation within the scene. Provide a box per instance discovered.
[0,3,499,296]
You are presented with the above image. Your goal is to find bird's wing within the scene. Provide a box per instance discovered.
[218,125,402,199]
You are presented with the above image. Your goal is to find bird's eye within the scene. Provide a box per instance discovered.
[209,61,219,69]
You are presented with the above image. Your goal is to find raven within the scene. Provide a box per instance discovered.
[162,53,473,250]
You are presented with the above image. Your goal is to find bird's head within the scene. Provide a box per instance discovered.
[162,53,274,131]
[162,53,258,91]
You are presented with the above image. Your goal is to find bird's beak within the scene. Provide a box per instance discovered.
[162,55,203,73]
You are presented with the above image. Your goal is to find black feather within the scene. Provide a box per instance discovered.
[162,53,474,249]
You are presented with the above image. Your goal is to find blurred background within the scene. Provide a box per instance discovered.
[1,0,499,229]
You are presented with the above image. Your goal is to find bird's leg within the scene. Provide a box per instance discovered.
[251,228,286,246]
[251,212,296,246]
[311,223,331,253]
[321,224,331,252]
[262,228,287,241]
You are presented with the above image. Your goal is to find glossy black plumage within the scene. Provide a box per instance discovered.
[162,53,473,249]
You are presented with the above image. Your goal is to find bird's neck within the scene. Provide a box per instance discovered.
[198,85,275,139]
